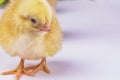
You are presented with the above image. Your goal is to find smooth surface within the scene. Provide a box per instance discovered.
[0,0,120,80]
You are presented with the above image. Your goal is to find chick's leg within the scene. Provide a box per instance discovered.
[31,58,50,74]
[25,58,50,75]
[1,59,34,80]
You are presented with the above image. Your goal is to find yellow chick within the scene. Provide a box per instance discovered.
[0,0,62,80]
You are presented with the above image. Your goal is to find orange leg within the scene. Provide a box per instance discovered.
[1,59,34,80]
[25,58,50,75]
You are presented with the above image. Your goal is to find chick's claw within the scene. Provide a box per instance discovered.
[1,59,34,80]
[30,63,50,74]
[25,58,50,75]
[2,70,16,75]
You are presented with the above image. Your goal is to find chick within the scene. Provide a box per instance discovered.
[0,0,62,80]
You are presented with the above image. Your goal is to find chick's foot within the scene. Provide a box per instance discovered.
[1,59,34,80]
[25,58,50,75]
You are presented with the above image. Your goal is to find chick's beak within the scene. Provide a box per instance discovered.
[38,22,51,32]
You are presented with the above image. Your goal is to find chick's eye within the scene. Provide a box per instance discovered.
[31,18,36,24]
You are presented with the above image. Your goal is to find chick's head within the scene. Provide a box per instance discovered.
[13,0,52,34]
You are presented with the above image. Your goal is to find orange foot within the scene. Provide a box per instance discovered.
[1,59,34,80]
[25,58,50,75]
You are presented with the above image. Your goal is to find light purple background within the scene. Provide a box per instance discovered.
[0,0,120,80]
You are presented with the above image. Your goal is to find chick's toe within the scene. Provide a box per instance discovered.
[1,59,34,80]
[25,58,50,75]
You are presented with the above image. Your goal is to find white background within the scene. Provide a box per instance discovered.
[0,0,120,80]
